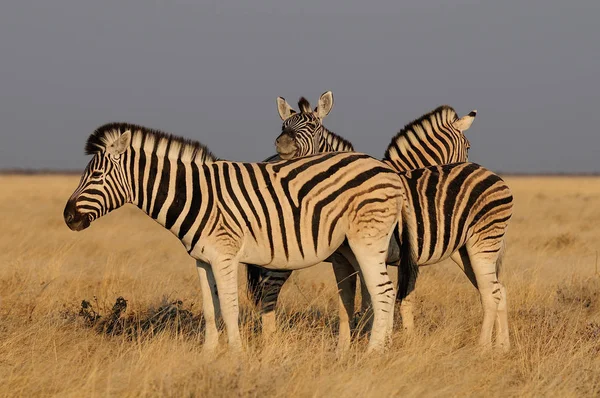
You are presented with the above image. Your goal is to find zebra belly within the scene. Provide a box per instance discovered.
[239,244,342,271]
[384,233,468,266]
[415,234,470,266]
[238,231,346,271]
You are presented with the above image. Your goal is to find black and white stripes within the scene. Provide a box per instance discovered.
[275,92,354,160]
[64,123,418,352]
[250,94,513,351]
[383,105,476,171]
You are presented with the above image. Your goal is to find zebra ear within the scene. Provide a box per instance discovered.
[108,130,132,156]
[277,97,296,120]
[453,110,477,132]
[315,91,334,119]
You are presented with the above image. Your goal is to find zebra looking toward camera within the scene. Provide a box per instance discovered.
[275,93,354,160]
[249,93,512,351]
[64,122,418,353]
[246,92,355,324]
[245,101,354,300]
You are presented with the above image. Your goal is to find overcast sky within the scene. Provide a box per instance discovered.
[0,0,598,173]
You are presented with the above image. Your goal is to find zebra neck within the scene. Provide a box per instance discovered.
[319,127,354,153]
[383,108,463,171]
[384,137,460,172]
[389,133,434,171]
[127,143,215,245]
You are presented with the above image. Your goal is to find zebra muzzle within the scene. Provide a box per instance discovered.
[275,132,298,159]
[63,201,91,231]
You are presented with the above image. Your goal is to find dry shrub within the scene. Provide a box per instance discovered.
[72,296,201,338]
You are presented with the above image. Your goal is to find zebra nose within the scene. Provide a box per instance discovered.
[65,212,74,223]
[276,133,294,147]
[63,200,77,225]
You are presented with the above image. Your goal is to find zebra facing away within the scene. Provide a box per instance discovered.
[63,123,419,353]
[250,93,513,351]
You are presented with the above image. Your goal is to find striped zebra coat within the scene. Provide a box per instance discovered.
[250,92,512,351]
[63,123,418,353]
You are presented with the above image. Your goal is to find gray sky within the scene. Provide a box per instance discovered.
[0,0,598,173]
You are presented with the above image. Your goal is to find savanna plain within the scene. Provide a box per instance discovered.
[0,175,599,397]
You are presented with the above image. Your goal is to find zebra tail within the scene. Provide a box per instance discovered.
[396,208,419,302]
[246,264,263,307]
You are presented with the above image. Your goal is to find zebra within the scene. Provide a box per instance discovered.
[251,91,475,324]
[241,106,340,301]
[250,93,513,351]
[246,91,356,335]
[63,122,419,353]
[275,91,475,166]
[275,91,354,160]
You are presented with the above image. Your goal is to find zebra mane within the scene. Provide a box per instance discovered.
[85,122,218,162]
[322,127,355,152]
[383,105,459,160]
[297,97,312,114]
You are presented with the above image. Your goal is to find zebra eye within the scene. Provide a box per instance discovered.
[91,171,103,178]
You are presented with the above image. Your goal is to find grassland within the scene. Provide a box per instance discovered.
[0,175,599,397]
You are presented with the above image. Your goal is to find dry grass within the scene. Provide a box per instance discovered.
[0,175,599,397]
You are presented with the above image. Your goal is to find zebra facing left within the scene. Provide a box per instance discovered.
[63,123,419,353]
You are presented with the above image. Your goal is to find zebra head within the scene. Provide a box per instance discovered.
[64,125,133,231]
[274,91,334,159]
[450,110,476,159]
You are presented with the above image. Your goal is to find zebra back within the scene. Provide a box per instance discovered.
[383,105,476,172]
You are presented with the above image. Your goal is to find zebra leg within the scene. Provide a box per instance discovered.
[494,242,510,351]
[354,269,374,333]
[259,270,292,337]
[212,257,243,352]
[452,246,509,351]
[196,260,221,354]
[466,243,505,351]
[336,245,373,334]
[331,251,358,353]
[347,240,396,353]
[356,263,395,335]
[395,260,417,334]
[495,284,509,352]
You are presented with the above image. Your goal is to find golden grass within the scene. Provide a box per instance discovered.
[0,175,599,397]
